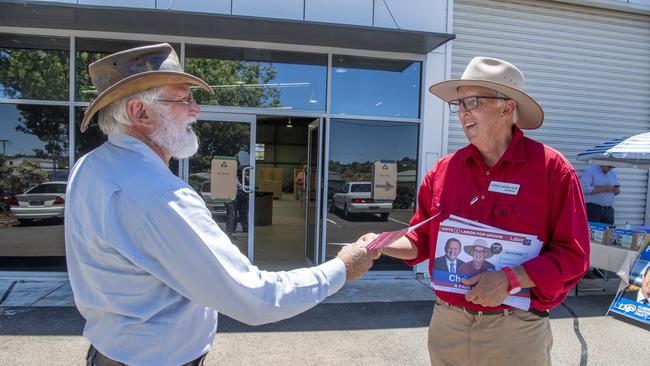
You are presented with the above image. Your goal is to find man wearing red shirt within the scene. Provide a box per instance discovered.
[376,57,590,365]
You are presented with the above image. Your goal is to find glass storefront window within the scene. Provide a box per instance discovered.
[185,45,327,111]
[326,119,419,270]
[0,34,69,101]
[0,104,69,267]
[331,55,421,118]
[76,39,181,102]
[74,107,107,159]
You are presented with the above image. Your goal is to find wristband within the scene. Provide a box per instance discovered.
[503,267,522,295]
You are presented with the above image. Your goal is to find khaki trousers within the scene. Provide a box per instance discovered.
[428,302,553,366]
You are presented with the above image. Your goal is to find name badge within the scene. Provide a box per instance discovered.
[488,181,520,195]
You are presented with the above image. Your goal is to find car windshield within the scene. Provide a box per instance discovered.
[26,183,66,194]
[350,184,371,193]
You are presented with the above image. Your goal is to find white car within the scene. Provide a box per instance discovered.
[11,181,67,223]
[332,181,392,221]
[199,181,227,217]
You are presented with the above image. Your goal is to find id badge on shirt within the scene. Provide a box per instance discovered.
[488,181,520,195]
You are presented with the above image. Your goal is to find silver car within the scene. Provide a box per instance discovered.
[332,181,392,221]
[199,181,227,217]
[11,181,67,222]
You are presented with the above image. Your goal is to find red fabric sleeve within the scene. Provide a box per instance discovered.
[403,170,435,266]
[523,166,590,305]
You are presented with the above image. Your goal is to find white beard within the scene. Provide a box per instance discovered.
[150,113,199,159]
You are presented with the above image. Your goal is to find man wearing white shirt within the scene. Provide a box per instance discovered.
[66,43,377,366]
[580,164,620,225]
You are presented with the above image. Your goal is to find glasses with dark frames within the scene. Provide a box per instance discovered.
[448,96,509,113]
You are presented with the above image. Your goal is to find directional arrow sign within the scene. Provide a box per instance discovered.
[375,181,395,191]
[372,161,397,200]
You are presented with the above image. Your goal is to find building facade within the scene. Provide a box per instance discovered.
[0,0,648,276]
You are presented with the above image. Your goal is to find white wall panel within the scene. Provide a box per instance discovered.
[305,0,373,26]
[78,0,155,8]
[156,0,231,14]
[233,0,304,20]
[374,0,447,33]
[449,0,650,226]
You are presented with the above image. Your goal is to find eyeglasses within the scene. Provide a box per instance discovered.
[448,96,509,113]
[154,94,195,106]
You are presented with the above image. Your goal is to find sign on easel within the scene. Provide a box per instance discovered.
[211,156,237,201]
[608,236,650,325]
[372,160,397,201]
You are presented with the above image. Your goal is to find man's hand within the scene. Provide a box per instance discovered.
[461,271,509,307]
[337,234,380,281]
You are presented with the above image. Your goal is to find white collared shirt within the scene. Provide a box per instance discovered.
[65,133,345,366]
[637,291,649,304]
[445,258,458,273]
[580,165,619,207]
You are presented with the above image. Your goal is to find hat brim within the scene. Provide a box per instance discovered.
[80,71,214,132]
[463,245,494,259]
[428,79,544,130]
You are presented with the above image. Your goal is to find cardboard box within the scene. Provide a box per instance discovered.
[605,226,650,251]
[259,180,282,199]
[260,168,273,181]
[588,222,609,244]
[271,168,283,181]
[632,232,646,251]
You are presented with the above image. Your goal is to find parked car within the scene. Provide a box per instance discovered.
[332,181,392,221]
[10,181,67,223]
[199,181,227,217]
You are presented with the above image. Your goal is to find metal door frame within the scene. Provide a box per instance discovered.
[181,112,257,263]
[304,118,324,265]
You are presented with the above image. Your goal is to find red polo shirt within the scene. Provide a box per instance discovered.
[405,127,590,311]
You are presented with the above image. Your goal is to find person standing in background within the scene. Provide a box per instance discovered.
[580,164,620,225]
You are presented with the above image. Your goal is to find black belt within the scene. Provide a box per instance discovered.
[587,203,611,209]
[436,299,549,318]
[87,345,207,366]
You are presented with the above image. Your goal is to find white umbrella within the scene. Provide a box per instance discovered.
[577,132,650,169]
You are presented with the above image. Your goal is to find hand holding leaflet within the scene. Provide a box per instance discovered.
[365,213,440,251]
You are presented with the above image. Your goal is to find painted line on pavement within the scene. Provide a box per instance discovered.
[389,217,409,226]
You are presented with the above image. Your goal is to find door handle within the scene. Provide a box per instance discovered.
[242,166,252,193]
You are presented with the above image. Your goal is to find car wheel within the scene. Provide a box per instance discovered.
[380,213,389,221]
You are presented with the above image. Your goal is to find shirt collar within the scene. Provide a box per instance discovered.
[107,132,168,170]
[465,126,527,167]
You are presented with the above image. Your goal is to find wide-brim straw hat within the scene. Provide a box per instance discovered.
[463,239,494,259]
[428,57,544,130]
[80,43,214,132]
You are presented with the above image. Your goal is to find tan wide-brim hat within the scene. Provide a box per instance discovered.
[463,239,494,259]
[81,43,214,132]
[428,57,544,130]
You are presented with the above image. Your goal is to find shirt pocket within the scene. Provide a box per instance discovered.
[494,196,547,236]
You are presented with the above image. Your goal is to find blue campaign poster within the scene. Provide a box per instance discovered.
[609,237,650,325]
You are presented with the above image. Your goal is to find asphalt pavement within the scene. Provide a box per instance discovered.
[1,274,649,365]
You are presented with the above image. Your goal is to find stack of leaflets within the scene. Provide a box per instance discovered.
[431,215,543,310]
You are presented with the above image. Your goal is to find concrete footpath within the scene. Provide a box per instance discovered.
[0,274,648,365]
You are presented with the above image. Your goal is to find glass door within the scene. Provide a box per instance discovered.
[305,118,324,265]
[186,112,256,263]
